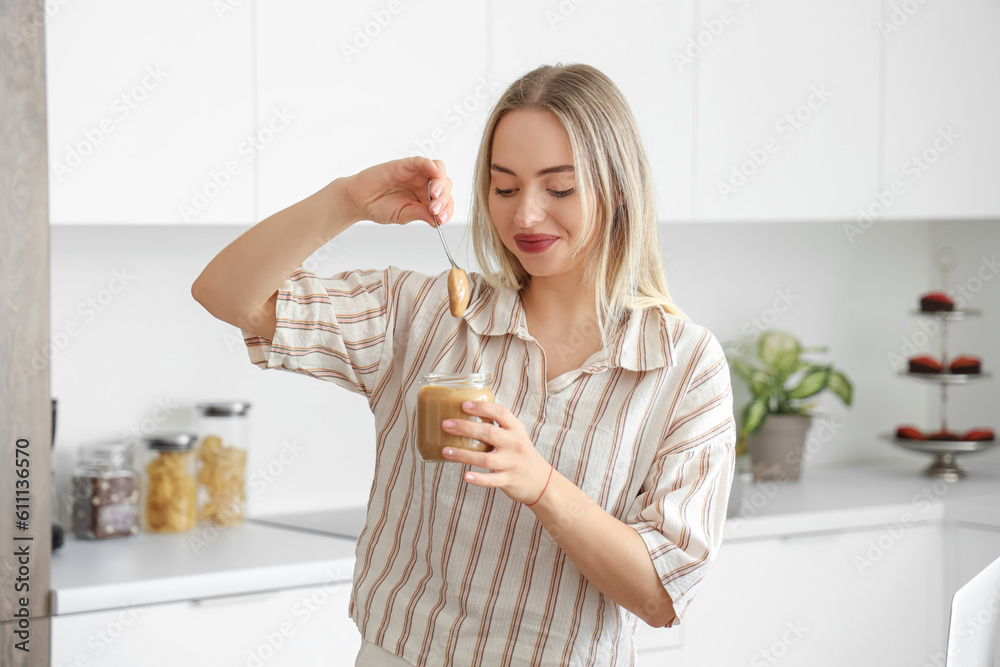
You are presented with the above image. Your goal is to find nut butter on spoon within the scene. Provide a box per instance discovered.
[428,181,470,317]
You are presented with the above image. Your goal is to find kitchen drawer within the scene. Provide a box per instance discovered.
[51,582,359,667]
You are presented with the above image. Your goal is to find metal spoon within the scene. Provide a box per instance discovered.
[428,181,469,317]
[428,181,459,269]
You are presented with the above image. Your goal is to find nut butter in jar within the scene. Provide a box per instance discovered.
[417,373,495,462]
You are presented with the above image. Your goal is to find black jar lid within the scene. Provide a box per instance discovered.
[144,432,198,451]
[196,401,252,416]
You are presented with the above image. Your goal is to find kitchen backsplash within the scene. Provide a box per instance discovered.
[49,220,1000,519]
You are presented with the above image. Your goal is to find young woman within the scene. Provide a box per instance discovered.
[193,64,735,666]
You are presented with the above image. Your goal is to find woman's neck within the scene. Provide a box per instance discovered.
[520,272,599,339]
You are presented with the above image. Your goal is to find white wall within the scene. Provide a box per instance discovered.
[49,220,1000,522]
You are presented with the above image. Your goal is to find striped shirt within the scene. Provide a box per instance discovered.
[243,266,736,666]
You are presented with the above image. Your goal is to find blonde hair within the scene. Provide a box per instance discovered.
[470,63,690,351]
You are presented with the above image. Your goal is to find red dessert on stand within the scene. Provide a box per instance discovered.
[895,425,926,440]
[963,428,995,441]
[919,291,955,312]
[949,355,981,375]
[908,355,943,374]
[928,429,962,441]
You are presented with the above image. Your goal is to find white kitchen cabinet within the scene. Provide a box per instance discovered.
[881,0,1000,220]
[51,582,360,667]
[489,1,697,222]
[694,0,881,221]
[678,524,942,666]
[254,0,490,223]
[946,523,1000,602]
[45,2,254,224]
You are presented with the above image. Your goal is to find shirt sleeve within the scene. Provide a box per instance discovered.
[241,266,396,401]
[626,328,737,627]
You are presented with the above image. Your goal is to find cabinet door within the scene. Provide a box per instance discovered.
[882,0,1000,220]
[51,582,360,667]
[682,525,942,666]
[45,2,254,224]
[948,523,1000,600]
[489,1,696,222]
[255,0,489,223]
[695,0,881,221]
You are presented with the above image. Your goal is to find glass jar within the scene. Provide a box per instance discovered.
[143,432,198,533]
[71,443,139,540]
[195,402,250,527]
[417,373,495,462]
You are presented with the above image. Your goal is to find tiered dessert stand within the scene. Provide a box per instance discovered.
[882,250,995,481]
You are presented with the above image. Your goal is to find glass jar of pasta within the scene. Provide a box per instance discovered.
[143,432,198,533]
[195,402,250,527]
[71,443,139,540]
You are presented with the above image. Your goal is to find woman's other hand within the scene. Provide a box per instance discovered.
[440,401,552,505]
[343,156,454,227]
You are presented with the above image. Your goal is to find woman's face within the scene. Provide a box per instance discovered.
[488,109,597,280]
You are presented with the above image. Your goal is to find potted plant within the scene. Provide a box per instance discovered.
[725,330,853,482]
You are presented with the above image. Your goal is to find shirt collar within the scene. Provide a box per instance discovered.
[462,274,676,372]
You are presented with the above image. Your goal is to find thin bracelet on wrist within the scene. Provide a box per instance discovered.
[525,464,554,507]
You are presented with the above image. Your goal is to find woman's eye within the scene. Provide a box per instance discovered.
[493,187,515,198]
[550,188,576,198]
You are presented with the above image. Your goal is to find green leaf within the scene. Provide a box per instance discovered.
[729,357,758,386]
[749,370,772,398]
[758,330,801,375]
[786,366,830,400]
[828,370,853,406]
[741,397,770,435]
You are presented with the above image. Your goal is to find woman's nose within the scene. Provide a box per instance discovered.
[513,190,545,227]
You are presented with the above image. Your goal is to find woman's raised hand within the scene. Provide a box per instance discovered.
[342,157,454,227]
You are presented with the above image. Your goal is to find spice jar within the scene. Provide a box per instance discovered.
[195,402,250,527]
[417,373,495,462]
[143,432,198,533]
[71,443,139,540]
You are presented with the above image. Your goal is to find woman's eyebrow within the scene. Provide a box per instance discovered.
[490,164,575,177]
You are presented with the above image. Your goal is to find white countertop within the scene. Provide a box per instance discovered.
[726,456,1000,540]
[51,522,357,615]
[50,457,1000,616]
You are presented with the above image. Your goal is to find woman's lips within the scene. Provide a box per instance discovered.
[514,235,558,254]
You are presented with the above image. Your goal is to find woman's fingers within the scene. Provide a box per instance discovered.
[442,417,503,448]
[441,446,492,469]
[461,401,520,431]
